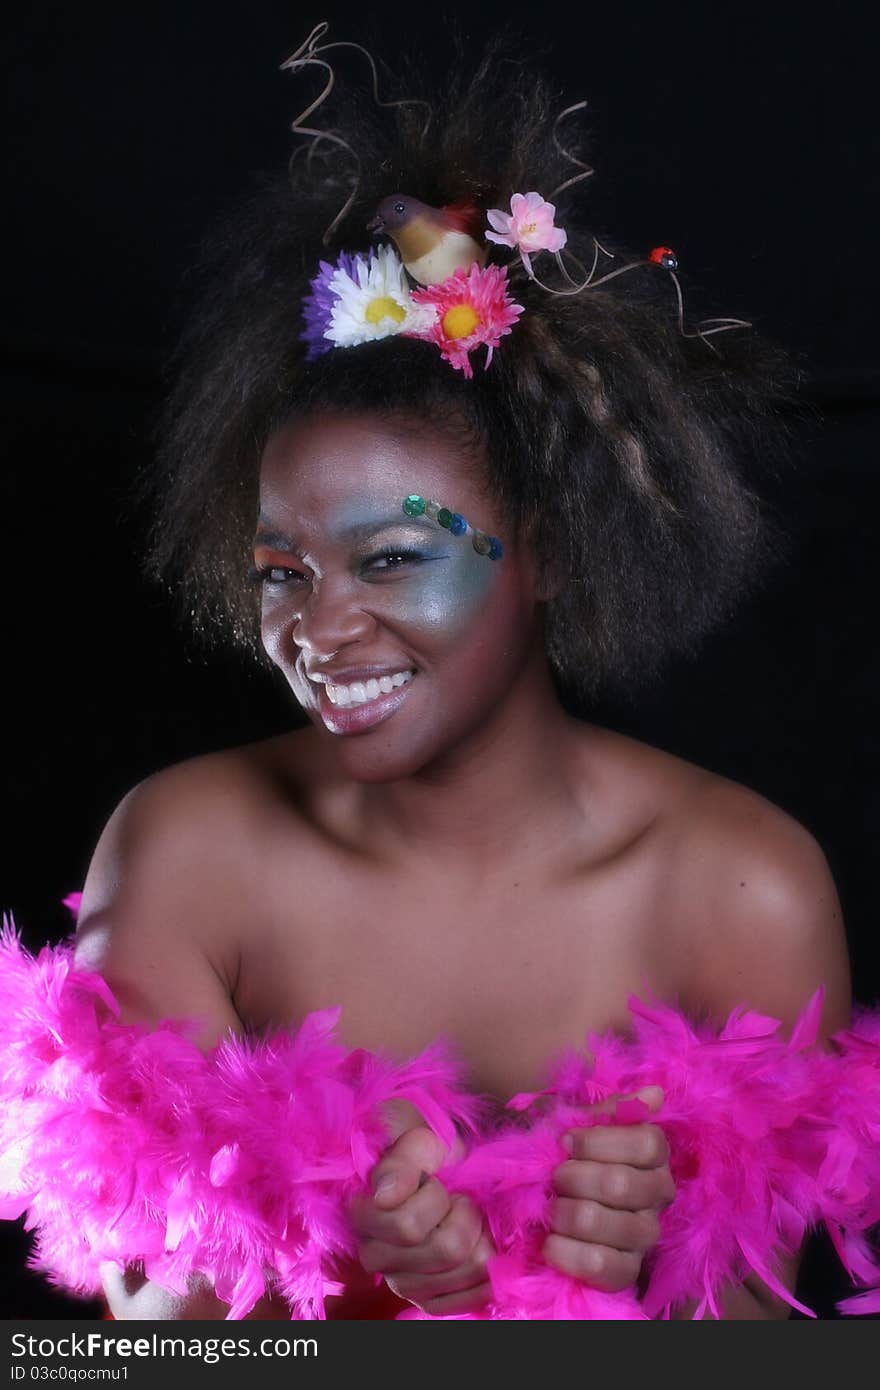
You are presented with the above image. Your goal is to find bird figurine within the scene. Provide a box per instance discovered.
[367,194,488,286]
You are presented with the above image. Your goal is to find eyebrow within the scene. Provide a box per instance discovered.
[252,515,435,551]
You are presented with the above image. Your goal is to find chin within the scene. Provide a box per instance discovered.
[293,664,521,782]
[322,728,444,784]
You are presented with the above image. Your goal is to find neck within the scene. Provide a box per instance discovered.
[354,651,593,873]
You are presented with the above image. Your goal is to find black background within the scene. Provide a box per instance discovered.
[2,1,878,1319]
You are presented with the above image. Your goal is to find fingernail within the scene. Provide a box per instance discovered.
[561,1133,574,1153]
[374,1175,395,1196]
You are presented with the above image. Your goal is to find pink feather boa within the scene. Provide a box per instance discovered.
[1,916,878,1321]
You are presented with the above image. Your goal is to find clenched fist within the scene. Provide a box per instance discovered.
[543,1086,676,1291]
[347,1099,495,1316]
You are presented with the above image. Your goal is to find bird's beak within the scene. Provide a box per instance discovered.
[366,215,384,235]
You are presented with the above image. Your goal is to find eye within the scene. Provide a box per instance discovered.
[247,564,308,588]
[394,201,405,214]
[362,548,427,574]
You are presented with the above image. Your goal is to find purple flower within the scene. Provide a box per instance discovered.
[300,251,364,360]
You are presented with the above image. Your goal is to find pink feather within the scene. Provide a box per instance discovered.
[1,915,878,1320]
[423,988,880,1319]
[0,919,480,1319]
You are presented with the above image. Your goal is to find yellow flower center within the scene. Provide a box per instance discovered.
[521,221,538,235]
[442,304,480,339]
[365,296,406,326]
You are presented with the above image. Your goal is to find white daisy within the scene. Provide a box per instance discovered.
[325,245,437,347]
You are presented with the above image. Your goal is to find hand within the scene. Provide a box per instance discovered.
[347,1098,495,1316]
[543,1086,675,1292]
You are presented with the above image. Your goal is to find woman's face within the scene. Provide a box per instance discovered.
[255,411,544,782]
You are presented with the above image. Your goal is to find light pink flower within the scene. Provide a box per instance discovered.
[485,192,568,276]
[408,262,524,379]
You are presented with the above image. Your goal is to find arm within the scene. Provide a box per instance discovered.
[667,782,853,1319]
[73,766,291,1321]
[545,784,852,1320]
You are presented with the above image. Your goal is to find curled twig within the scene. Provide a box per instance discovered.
[280,21,432,245]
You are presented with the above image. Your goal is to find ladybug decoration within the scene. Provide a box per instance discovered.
[649,245,679,271]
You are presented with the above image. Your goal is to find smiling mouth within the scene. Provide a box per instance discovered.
[314,670,418,737]
[325,670,415,707]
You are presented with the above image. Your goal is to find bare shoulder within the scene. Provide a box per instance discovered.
[576,724,852,1037]
[71,730,314,1045]
[78,725,318,896]
[76,741,277,913]
[662,769,852,1037]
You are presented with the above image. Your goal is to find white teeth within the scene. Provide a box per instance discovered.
[325,669,414,708]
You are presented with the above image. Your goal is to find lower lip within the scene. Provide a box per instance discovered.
[317,677,416,736]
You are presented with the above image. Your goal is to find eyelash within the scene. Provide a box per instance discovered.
[246,548,430,588]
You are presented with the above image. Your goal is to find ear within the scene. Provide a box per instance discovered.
[517,515,564,604]
[525,537,565,604]
[535,565,565,603]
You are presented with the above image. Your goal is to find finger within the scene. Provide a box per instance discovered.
[358,1194,485,1274]
[368,1125,454,1210]
[379,1098,436,1144]
[549,1196,661,1253]
[580,1086,665,1119]
[631,1085,664,1113]
[564,1122,670,1168]
[349,1175,451,1244]
[382,1232,494,1299]
[379,1099,467,1162]
[552,1158,676,1210]
[542,1233,643,1292]
[400,1281,494,1317]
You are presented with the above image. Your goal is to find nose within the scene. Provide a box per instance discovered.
[291,577,375,658]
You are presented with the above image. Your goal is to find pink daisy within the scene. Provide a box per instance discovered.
[408,262,524,379]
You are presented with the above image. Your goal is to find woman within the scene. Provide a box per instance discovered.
[11,31,857,1318]
[87,407,850,1320]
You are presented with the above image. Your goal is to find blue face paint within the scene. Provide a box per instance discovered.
[316,497,501,638]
